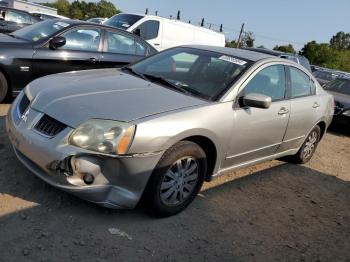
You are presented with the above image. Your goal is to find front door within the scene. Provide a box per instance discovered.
[32,26,103,80]
[224,64,290,167]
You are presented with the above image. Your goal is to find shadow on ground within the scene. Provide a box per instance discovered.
[0,117,349,262]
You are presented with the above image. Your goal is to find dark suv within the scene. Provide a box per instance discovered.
[0,7,40,34]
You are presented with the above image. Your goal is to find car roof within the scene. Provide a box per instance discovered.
[183,45,275,62]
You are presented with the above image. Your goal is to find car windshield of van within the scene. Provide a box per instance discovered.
[128,47,252,101]
[11,19,71,42]
[105,13,143,30]
[324,78,350,95]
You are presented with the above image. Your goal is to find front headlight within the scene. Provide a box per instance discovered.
[69,119,135,155]
[342,110,350,117]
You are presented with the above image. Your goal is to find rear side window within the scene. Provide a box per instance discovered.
[243,65,286,101]
[106,31,136,55]
[289,67,313,98]
[135,20,159,40]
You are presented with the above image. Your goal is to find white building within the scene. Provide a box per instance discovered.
[0,0,57,14]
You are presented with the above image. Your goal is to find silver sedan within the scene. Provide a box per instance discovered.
[6,46,334,216]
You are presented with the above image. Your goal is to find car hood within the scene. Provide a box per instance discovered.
[27,69,208,128]
[0,33,32,47]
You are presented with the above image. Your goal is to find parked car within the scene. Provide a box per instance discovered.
[104,13,225,51]
[0,7,40,34]
[323,76,350,126]
[244,47,312,72]
[6,46,334,216]
[86,17,107,24]
[30,11,69,21]
[0,19,157,102]
[313,69,341,86]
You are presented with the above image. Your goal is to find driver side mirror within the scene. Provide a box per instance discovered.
[49,36,66,50]
[243,93,272,109]
[133,28,141,37]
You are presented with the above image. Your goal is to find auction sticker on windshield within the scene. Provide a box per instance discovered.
[219,55,247,66]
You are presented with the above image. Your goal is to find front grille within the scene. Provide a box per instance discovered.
[18,94,30,115]
[34,115,67,137]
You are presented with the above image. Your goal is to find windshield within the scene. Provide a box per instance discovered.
[130,47,252,101]
[11,19,71,42]
[324,78,350,95]
[105,13,143,30]
[314,70,339,82]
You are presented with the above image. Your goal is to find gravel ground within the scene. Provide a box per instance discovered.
[0,103,349,262]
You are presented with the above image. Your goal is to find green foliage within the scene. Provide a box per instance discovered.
[225,31,254,48]
[330,31,350,51]
[42,0,120,20]
[273,44,296,54]
[300,39,350,72]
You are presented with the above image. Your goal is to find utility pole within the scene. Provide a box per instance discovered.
[236,23,245,48]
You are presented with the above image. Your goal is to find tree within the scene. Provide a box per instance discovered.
[330,31,350,50]
[239,31,255,48]
[273,44,296,54]
[225,40,238,48]
[96,0,119,18]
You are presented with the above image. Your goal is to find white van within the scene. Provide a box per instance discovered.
[104,13,225,51]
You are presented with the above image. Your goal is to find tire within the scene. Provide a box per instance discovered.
[0,72,8,103]
[289,125,321,164]
[144,141,207,217]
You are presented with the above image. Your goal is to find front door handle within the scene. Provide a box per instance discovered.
[313,102,320,108]
[154,43,160,46]
[278,107,289,115]
[88,57,97,64]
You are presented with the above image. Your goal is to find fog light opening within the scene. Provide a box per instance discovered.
[83,173,94,185]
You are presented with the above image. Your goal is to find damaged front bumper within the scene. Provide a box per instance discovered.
[6,93,163,209]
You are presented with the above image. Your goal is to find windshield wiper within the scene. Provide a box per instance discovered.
[121,66,148,81]
[142,73,192,94]
[143,73,210,100]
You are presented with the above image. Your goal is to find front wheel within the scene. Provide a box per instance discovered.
[0,72,8,103]
[289,125,321,164]
[144,141,207,217]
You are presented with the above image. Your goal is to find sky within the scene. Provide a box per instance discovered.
[108,0,350,50]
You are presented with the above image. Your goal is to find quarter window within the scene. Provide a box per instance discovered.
[290,67,312,97]
[135,20,159,40]
[243,65,286,101]
[60,28,101,52]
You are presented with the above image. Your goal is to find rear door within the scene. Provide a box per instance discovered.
[32,26,103,79]
[278,66,320,152]
[224,64,291,167]
[99,29,149,68]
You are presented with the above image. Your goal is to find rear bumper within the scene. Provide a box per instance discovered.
[6,92,163,209]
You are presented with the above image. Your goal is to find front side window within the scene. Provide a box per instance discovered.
[243,65,286,101]
[290,67,312,98]
[135,20,159,40]
[130,47,251,100]
[60,28,101,51]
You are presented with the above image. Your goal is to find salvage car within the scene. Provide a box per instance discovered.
[6,46,334,216]
[0,7,40,34]
[323,76,350,126]
[0,19,157,102]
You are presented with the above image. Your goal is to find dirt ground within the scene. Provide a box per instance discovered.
[0,103,349,262]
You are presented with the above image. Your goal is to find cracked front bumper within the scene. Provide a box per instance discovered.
[6,93,163,209]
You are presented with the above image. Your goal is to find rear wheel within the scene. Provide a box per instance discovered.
[144,141,207,217]
[0,72,8,103]
[289,125,321,164]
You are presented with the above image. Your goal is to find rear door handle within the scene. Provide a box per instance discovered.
[313,102,320,108]
[278,107,289,115]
